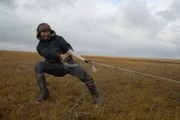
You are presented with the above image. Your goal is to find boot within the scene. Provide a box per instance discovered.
[85,80,102,106]
[35,74,49,103]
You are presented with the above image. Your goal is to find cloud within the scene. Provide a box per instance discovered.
[157,0,180,20]
[0,0,180,59]
[0,0,17,9]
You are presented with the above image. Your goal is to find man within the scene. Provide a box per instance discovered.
[34,23,101,106]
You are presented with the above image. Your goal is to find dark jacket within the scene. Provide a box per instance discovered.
[36,35,73,63]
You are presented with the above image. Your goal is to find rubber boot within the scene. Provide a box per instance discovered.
[35,74,49,103]
[85,80,102,106]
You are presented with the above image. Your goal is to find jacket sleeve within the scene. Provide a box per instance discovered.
[58,36,74,52]
[36,45,60,60]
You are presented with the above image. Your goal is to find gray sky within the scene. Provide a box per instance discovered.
[0,0,180,59]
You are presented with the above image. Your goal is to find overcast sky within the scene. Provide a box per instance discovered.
[0,0,180,59]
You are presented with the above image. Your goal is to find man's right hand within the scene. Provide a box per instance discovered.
[60,52,72,61]
[60,54,68,61]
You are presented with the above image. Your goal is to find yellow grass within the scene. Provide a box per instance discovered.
[0,50,180,120]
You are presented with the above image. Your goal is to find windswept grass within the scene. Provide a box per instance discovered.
[0,50,180,120]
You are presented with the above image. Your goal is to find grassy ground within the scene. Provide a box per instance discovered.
[0,50,180,120]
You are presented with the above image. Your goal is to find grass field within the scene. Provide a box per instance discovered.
[0,50,180,120]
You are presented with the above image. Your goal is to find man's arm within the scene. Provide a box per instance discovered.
[57,36,74,61]
[58,36,74,52]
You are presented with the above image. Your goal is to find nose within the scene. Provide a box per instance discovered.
[45,31,49,35]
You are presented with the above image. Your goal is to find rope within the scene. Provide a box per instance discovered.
[92,61,180,84]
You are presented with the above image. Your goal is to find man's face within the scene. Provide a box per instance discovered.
[40,30,51,40]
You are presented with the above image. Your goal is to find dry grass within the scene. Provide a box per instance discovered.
[0,50,180,120]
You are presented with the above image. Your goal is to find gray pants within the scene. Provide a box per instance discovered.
[34,59,92,83]
[34,59,99,102]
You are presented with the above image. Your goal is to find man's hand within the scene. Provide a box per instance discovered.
[85,59,92,64]
[60,52,72,61]
[60,54,67,61]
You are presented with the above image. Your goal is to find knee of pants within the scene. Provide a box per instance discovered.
[80,73,93,83]
[34,61,45,75]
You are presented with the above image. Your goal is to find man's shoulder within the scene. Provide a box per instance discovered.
[36,41,44,50]
[54,35,63,39]
[36,42,41,49]
[37,41,42,46]
[53,35,66,43]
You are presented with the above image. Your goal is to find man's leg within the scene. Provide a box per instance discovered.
[67,61,102,106]
[34,61,49,103]
[34,61,68,103]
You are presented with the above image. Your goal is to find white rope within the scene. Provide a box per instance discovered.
[68,50,85,61]
[68,50,97,72]
[67,50,180,84]
[92,61,180,84]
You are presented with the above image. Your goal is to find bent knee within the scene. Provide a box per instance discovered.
[34,61,45,72]
[81,74,93,83]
